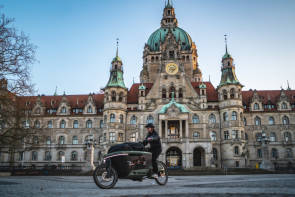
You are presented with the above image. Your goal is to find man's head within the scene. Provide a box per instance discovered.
[145,123,154,133]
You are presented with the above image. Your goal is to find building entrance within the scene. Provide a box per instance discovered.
[193,147,205,167]
[166,147,182,168]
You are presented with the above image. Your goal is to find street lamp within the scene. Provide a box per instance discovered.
[258,131,274,170]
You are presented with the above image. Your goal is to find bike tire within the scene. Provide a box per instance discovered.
[155,161,168,186]
[93,165,118,189]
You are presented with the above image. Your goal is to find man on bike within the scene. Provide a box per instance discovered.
[143,123,162,179]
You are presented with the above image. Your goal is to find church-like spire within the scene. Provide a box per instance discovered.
[112,38,122,64]
[161,0,178,27]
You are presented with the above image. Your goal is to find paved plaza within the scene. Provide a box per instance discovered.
[0,174,295,197]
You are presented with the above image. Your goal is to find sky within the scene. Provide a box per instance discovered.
[1,0,295,95]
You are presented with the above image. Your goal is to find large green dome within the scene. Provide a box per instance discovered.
[147,27,192,51]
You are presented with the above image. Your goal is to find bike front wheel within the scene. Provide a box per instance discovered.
[155,161,168,185]
[93,164,118,189]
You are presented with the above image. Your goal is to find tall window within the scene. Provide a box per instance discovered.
[73,120,79,128]
[34,120,40,128]
[32,151,38,161]
[119,115,124,124]
[243,118,247,126]
[99,120,104,128]
[162,88,167,99]
[59,136,65,145]
[46,136,51,145]
[179,88,183,98]
[130,133,136,142]
[257,149,262,158]
[169,86,175,98]
[210,131,217,141]
[271,148,278,159]
[284,132,292,142]
[60,120,66,128]
[71,151,78,161]
[110,114,116,123]
[87,106,93,113]
[58,151,65,161]
[118,133,124,142]
[147,115,154,124]
[104,115,107,124]
[224,131,229,140]
[231,111,237,120]
[111,91,116,102]
[213,148,218,160]
[256,133,262,142]
[45,151,51,161]
[230,88,235,99]
[33,136,39,144]
[254,116,261,126]
[109,132,115,142]
[234,146,239,155]
[192,114,200,124]
[223,89,227,100]
[286,148,293,158]
[130,116,137,125]
[282,116,289,125]
[223,112,228,121]
[86,120,92,128]
[61,107,67,113]
[270,132,276,142]
[48,120,53,128]
[269,117,275,125]
[119,92,123,102]
[193,132,200,139]
[282,102,288,109]
[254,103,259,110]
[18,152,24,161]
[72,136,78,145]
[232,130,239,139]
[209,114,216,124]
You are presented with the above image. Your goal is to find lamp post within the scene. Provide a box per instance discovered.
[258,131,274,170]
[82,135,96,172]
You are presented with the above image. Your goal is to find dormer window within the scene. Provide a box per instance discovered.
[254,103,259,110]
[282,102,288,109]
[61,107,66,113]
[87,106,93,113]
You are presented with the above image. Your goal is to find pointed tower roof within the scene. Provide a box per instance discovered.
[222,34,232,60]
[112,38,122,64]
[166,0,173,8]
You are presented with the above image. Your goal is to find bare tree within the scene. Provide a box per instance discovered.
[0,11,37,166]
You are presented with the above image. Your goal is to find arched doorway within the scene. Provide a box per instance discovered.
[166,147,182,169]
[193,147,205,167]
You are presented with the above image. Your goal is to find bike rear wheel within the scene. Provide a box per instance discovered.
[93,164,118,189]
[155,161,168,185]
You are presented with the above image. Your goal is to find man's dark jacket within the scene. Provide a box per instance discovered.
[144,130,162,152]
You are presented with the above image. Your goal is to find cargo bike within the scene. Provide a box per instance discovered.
[93,142,168,189]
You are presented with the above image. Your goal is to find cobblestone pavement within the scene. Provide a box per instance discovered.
[0,174,295,197]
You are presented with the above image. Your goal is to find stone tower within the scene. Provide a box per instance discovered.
[217,38,246,168]
[102,43,127,150]
[140,0,202,83]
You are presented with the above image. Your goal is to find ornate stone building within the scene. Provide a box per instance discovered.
[1,1,294,170]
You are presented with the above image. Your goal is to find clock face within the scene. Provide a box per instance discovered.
[165,63,178,75]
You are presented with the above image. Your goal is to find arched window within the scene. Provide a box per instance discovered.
[60,120,66,128]
[169,86,176,98]
[119,92,123,102]
[35,108,41,114]
[223,112,228,121]
[151,56,154,62]
[110,114,116,123]
[99,120,104,128]
[210,131,217,141]
[47,120,53,128]
[33,136,38,144]
[44,151,51,161]
[193,132,200,139]
[223,89,227,100]
[59,136,65,145]
[230,88,235,99]
[87,106,93,113]
[73,120,79,128]
[284,132,292,142]
[269,117,275,125]
[32,151,38,161]
[147,115,154,124]
[71,151,78,161]
[61,106,67,113]
[254,116,261,126]
[34,120,40,128]
[270,132,276,142]
[130,116,137,125]
[192,114,200,124]
[58,151,65,161]
[46,136,51,145]
[286,148,293,158]
[111,91,116,102]
[119,114,124,124]
[213,148,218,160]
[254,103,259,110]
[86,120,92,128]
[162,88,167,99]
[282,102,288,109]
[231,111,237,120]
[72,136,78,144]
[271,148,278,159]
[234,146,239,155]
[282,116,289,125]
[179,88,183,98]
[209,114,216,123]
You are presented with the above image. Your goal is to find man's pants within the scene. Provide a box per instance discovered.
[152,149,161,174]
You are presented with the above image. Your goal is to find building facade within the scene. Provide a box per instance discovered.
[1,1,294,170]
